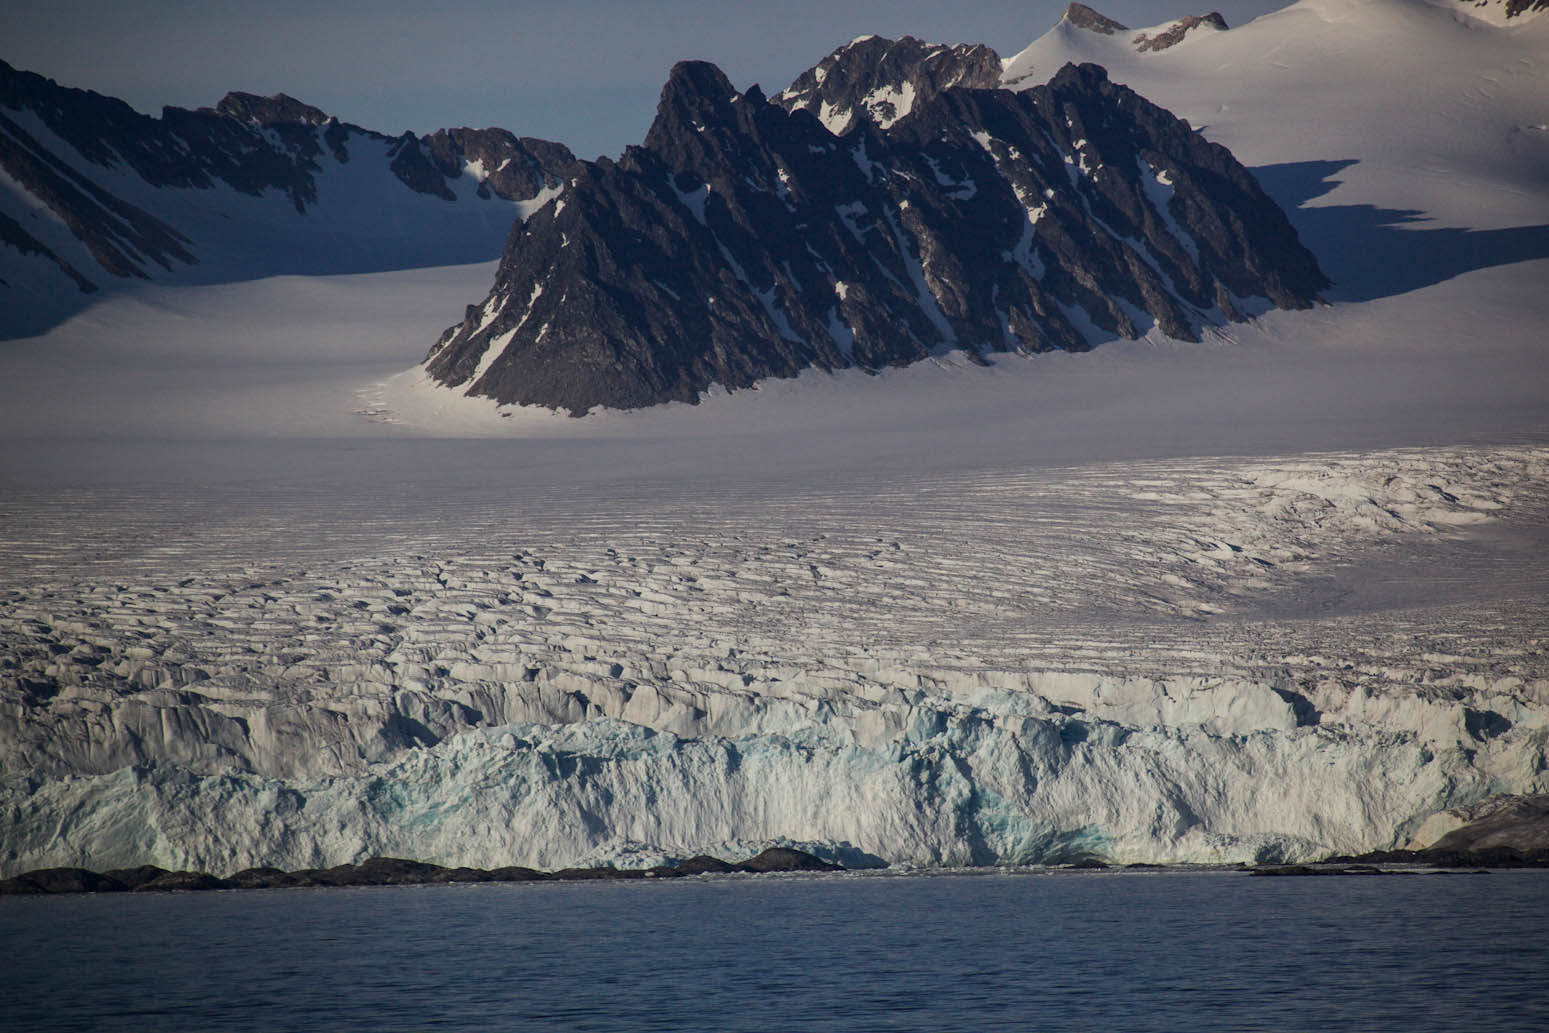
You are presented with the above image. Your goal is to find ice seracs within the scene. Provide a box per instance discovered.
[2,445,1545,874]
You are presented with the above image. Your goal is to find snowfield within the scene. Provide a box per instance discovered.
[1,0,1547,873]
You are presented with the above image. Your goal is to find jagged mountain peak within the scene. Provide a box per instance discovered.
[1063,3,1129,34]
[775,35,1002,134]
[643,60,745,146]
[212,91,332,126]
[657,59,742,112]
[424,56,1327,415]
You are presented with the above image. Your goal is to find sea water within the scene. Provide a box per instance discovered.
[3,869,1547,1032]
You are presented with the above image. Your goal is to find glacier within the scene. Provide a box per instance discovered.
[4,446,1546,875]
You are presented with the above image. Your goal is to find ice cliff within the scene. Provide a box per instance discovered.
[3,446,1547,875]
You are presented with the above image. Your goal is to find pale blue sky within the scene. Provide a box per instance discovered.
[5,1,1285,159]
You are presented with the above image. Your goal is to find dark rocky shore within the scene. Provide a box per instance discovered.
[0,847,841,895]
[9,843,1549,894]
[1320,846,1549,868]
[1251,845,1549,876]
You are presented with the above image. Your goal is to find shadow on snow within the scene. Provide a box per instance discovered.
[1251,159,1549,304]
[11,158,1548,343]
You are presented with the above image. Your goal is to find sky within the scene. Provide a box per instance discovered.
[5,0,1287,160]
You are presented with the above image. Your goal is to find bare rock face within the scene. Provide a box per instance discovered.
[1430,795,1549,853]
[0,867,128,894]
[676,855,740,875]
[1451,0,1549,20]
[102,865,170,889]
[424,59,1327,414]
[0,850,848,893]
[132,870,231,892]
[775,35,1003,134]
[1064,3,1129,34]
[1054,4,1229,53]
[737,847,843,872]
[0,66,199,287]
[1133,13,1230,52]
[423,129,577,201]
[213,91,331,126]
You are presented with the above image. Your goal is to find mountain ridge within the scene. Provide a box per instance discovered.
[423,56,1326,415]
[0,59,576,337]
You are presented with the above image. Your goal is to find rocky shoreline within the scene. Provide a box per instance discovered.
[0,848,842,895]
[7,845,1549,895]
[1249,845,1549,876]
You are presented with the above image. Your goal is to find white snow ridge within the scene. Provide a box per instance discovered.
[2,0,1548,875]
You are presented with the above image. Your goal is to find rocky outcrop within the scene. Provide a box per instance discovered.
[1133,13,1229,52]
[1425,795,1549,852]
[1064,3,1128,34]
[738,847,844,873]
[213,91,330,126]
[0,102,197,280]
[774,36,1003,134]
[0,867,129,893]
[0,849,843,893]
[1448,0,1549,21]
[425,60,1326,414]
[1321,847,1549,868]
[1247,864,1418,876]
[1317,795,1549,867]
[104,865,172,889]
[423,129,576,201]
[0,209,97,291]
[1057,4,1228,50]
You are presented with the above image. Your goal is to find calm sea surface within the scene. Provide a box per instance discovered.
[3,869,1547,1032]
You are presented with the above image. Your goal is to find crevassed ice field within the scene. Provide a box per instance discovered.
[1,0,1546,873]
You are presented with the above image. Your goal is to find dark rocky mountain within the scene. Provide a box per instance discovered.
[0,59,575,337]
[424,58,1327,415]
[774,36,1003,134]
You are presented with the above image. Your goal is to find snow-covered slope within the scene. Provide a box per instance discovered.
[1,0,1547,875]
[1002,4,1230,88]
[1001,0,1549,239]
